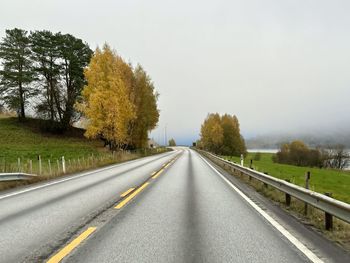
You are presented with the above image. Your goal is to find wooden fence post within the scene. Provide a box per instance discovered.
[62,156,66,174]
[48,159,52,176]
[38,155,42,175]
[57,159,60,174]
[17,158,21,172]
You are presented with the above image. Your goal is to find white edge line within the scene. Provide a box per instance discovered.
[197,153,323,263]
[0,151,178,201]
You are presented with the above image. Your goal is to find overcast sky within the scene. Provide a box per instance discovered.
[1,0,350,145]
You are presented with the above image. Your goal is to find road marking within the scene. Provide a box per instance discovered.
[0,151,177,201]
[152,169,164,179]
[120,188,135,197]
[47,227,96,263]
[115,182,149,209]
[198,154,324,263]
[151,171,157,176]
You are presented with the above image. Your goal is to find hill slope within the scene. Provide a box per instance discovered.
[0,116,104,164]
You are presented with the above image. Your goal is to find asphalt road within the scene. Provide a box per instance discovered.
[0,147,348,262]
[63,149,309,263]
[0,149,179,263]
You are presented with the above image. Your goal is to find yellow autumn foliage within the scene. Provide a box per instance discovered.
[76,44,135,147]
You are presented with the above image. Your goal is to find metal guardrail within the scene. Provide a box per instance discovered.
[0,173,37,182]
[199,150,350,225]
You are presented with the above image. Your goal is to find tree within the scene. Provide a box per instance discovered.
[129,65,159,148]
[57,33,92,130]
[30,30,92,131]
[76,44,135,149]
[323,145,350,169]
[30,30,61,122]
[169,138,176,146]
[274,140,323,167]
[289,140,309,166]
[0,28,35,120]
[200,113,223,153]
[220,114,246,156]
[199,113,246,156]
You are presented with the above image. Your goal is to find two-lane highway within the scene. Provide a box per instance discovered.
[62,149,312,263]
[1,147,348,262]
[0,149,180,262]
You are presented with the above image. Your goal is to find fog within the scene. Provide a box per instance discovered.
[1,0,350,145]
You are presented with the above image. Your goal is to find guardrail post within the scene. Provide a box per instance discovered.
[305,171,310,215]
[263,173,269,188]
[325,192,333,230]
[285,179,291,207]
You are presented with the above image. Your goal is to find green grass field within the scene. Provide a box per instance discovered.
[0,116,103,164]
[226,152,350,203]
[0,116,166,174]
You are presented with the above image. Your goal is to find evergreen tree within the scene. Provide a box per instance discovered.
[30,30,61,122]
[0,28,35,120]
[57,33,92,129]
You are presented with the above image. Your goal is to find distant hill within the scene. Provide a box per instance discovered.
[246,131,350,149]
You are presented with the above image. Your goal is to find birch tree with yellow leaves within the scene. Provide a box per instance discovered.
[76,44,135,149]
[199,113,246,156]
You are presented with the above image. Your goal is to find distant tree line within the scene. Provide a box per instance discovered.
[197,113,246,156]
[273,140,350,170]
[0,29,159,150]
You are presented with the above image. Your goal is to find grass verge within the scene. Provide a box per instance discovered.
[0,116,169,191]
[226,152,350,203]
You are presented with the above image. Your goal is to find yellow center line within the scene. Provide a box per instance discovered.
[120,188,135,197]
[151,171,157,176]
[47,227,96,263]
[115,182,149,209]
[152,169,164,179]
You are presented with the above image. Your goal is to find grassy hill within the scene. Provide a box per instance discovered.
[0,115,167,191]
[0,116,104,164]
[0,116,148,177]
